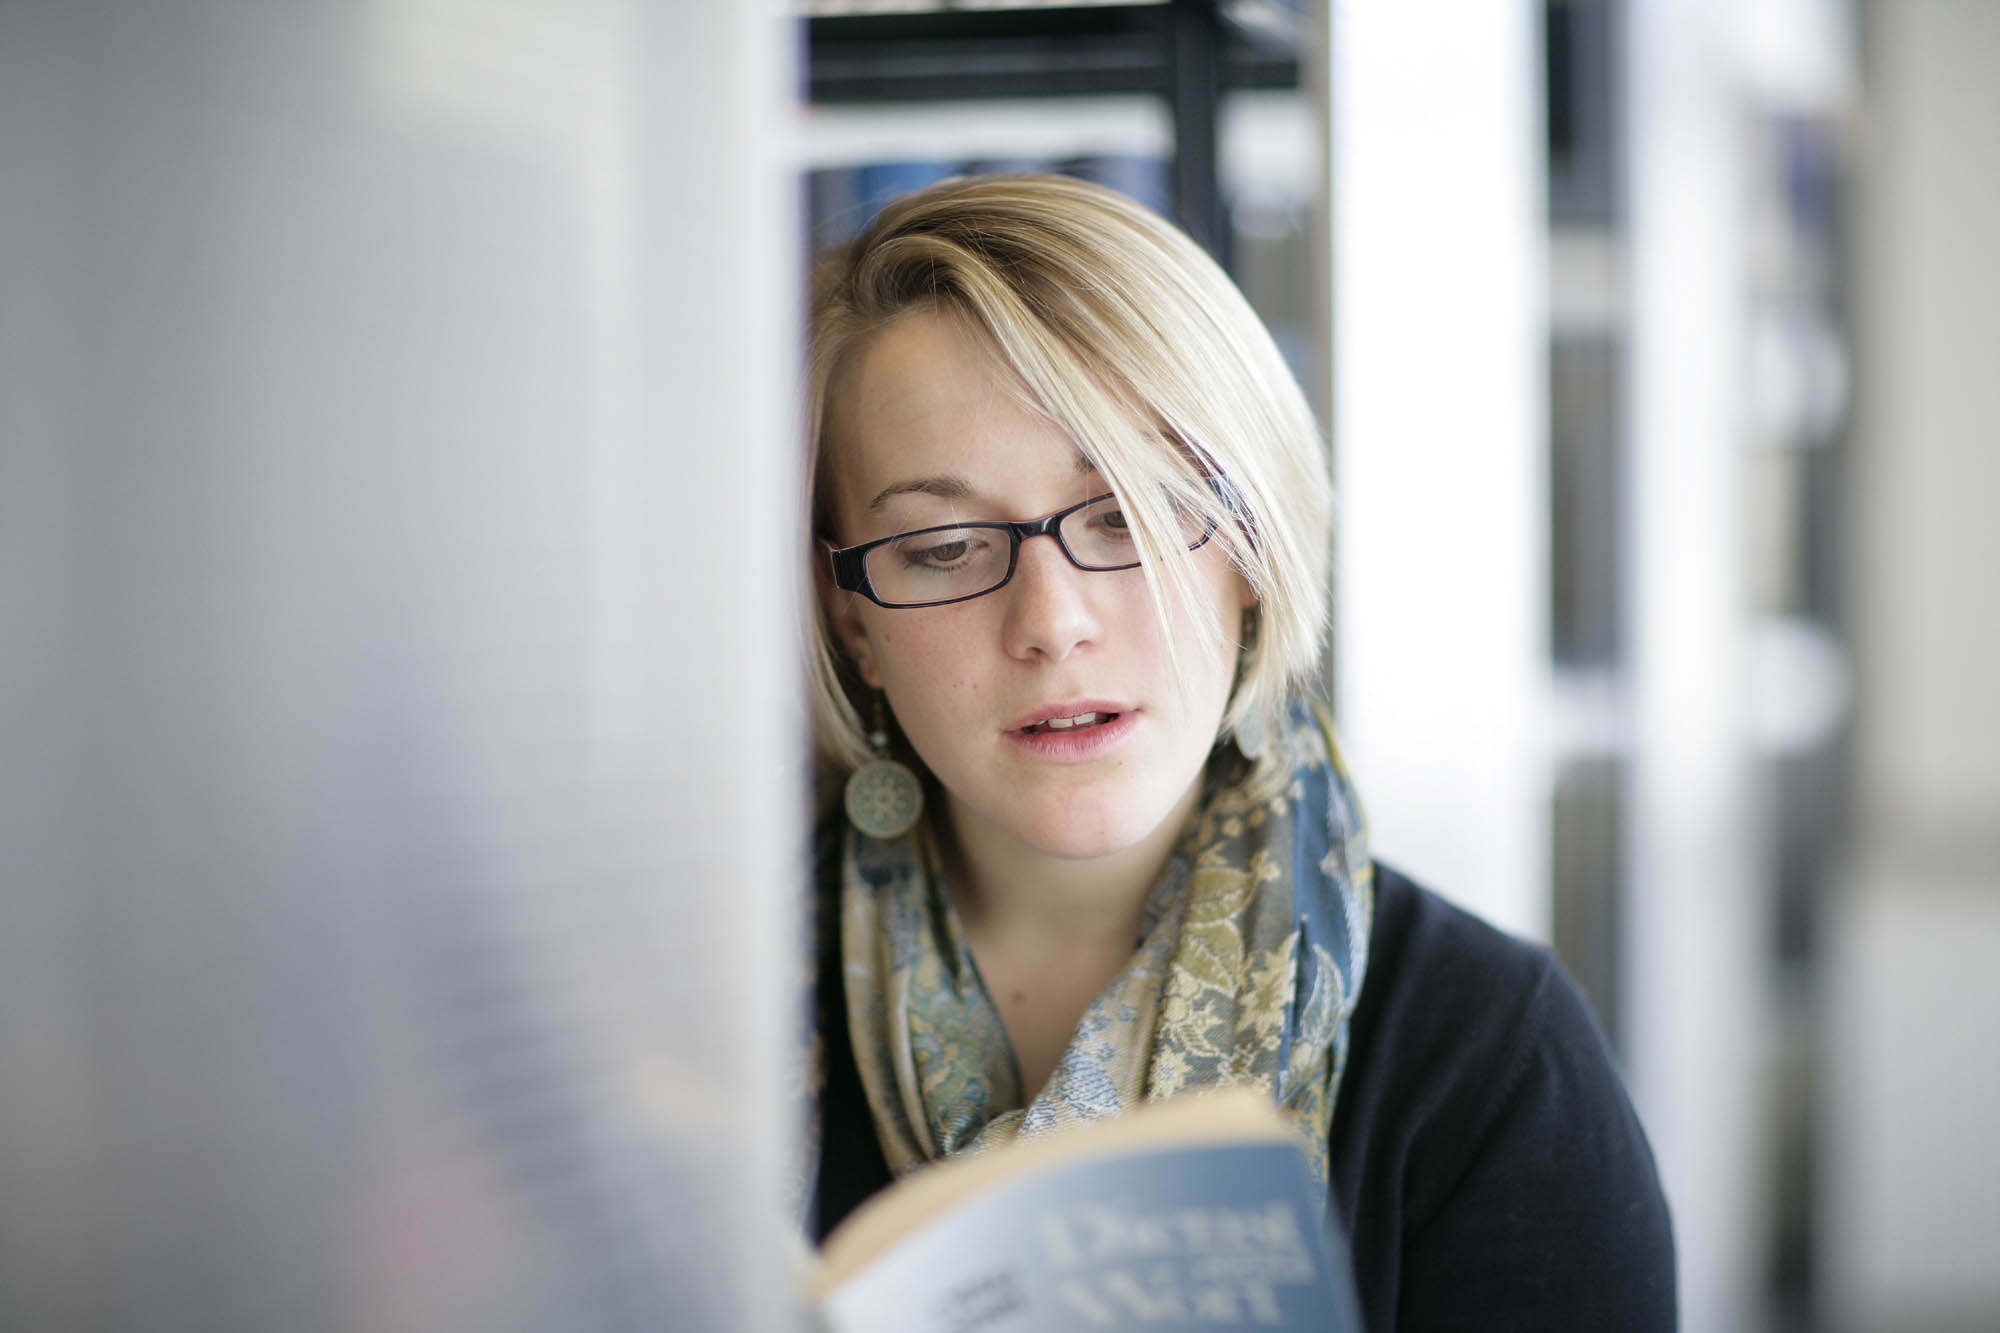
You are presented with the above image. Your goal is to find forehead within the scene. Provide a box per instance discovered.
[831,311,1012,443]
[823,310,1088,523]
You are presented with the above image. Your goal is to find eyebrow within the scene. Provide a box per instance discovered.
[866,475,972,511]
[866,453,1099,513]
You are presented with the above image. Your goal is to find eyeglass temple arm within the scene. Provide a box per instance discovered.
[822,539,868,593]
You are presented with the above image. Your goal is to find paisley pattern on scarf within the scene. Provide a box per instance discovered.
[835,703,1371,1188]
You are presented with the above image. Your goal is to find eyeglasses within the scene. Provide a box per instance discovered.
[824,491,1219,609]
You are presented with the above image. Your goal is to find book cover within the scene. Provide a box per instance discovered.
[810,1091,1362,1332]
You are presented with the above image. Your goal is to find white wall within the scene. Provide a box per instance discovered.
[1828,1,2000,1326]
[1323,0,1551,943]
[1848,0,2000,846]
[1618,4,1766,1327]
[0,3,800,1328]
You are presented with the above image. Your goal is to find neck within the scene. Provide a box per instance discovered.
[939,778,1205,950]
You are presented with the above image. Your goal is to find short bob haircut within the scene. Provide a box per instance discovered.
[807,173,1333,791]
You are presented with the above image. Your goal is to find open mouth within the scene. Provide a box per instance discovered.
[1019,711,1120,735]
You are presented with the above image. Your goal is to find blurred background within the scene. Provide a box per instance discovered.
[4,1,1995,1330]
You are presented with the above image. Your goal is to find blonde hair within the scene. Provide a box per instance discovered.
[807,173,1332,788]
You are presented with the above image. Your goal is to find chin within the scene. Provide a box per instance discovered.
[1005,798,1176,863]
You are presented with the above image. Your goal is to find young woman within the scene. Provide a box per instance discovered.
[804,174,1674,1329]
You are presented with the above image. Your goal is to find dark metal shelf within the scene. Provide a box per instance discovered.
[804,2,1298,262]
[806,5,1297,103]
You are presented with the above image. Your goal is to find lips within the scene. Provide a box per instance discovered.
[1002,699,1138,762]
[1007,700,1132,735]
[1020,710,1115,735]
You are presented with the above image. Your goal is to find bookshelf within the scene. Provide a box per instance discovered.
[799,4,1859,1326]
[803,1,1303,262]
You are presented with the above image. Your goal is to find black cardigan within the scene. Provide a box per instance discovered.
[812,862,1677,1331]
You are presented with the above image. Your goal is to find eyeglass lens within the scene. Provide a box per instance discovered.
[864,495,1207,607]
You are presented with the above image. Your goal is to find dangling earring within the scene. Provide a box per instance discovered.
[845,694,923,840]
[1232,606,1269,759]
[1234,705,1270,760]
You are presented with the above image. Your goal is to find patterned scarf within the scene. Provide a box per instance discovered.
[830,704,1371,1189]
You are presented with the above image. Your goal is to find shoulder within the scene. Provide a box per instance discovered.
[1357,862,1561,1036]
[1336,864,1584,1227]
[1332,863,1677,1330]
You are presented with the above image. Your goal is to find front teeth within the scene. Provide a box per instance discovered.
[1044,712,1102,731]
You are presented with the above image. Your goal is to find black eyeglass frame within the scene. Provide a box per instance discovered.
[823,489,1221,609]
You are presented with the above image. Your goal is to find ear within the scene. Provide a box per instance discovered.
[815,551,884,689]
[1233,566,1260,613]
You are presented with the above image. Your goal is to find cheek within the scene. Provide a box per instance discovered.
[1175,565,1251,667]
[868,618,981,708]
[1181,584,1252,718]
[871,628,991,773]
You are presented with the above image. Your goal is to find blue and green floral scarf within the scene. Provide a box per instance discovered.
[821,703,1371,1192]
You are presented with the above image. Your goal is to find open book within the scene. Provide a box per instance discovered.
[808,1089,1363,1332]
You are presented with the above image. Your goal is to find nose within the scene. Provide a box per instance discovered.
[1000,531,1100,662]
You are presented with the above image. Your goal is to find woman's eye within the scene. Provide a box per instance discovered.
[900,536,979,569]
[1090,507,1133,537]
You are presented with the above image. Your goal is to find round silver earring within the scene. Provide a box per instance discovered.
[845,697,923,840]
[1234,705,1270,760]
